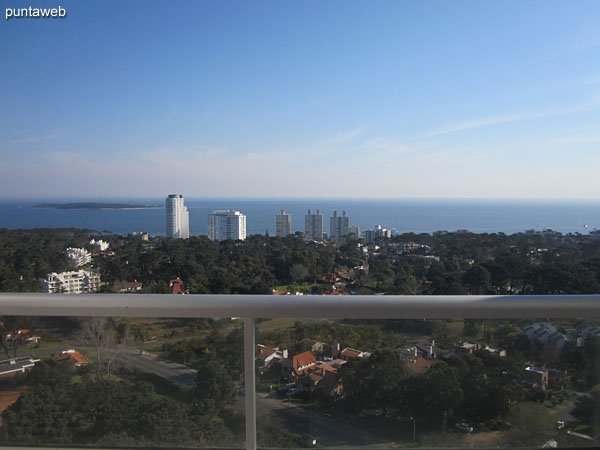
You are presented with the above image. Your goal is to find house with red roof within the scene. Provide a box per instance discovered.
[340,347,369,360]
[256,344,288,369]
[291,351,317,378]
[405,357,434,374]
[54,349,91,367]
[298,362,344,398]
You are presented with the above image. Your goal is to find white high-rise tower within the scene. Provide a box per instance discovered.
[165,194,190,239]
[208,210,246,241]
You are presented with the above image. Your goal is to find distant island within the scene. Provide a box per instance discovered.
[31,202,163,210]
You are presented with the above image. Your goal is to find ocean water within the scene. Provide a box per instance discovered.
[1,198,599,237]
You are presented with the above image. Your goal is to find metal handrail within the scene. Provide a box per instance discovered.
[1,293,599,450]
[1,293,600,318]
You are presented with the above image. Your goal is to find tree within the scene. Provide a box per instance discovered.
[2,384,75,444]
[76,317,124,380]
[463,319,480,339]
[571,392,600,437]
[504,402,554,447]
[193,360,235,415]
[289,263,309,283]
[463,264,491,294]
[405,362,463,428]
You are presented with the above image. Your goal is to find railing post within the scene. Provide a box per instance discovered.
[244,317,257,450]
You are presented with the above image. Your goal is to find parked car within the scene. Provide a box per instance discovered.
[455,423,473,433]
[288,386,304,397]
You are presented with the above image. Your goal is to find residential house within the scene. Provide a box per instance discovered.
[120,281,142,293]
[524,366,548,389]
[286,351,317,379]
[299,363,342,397]
[456,342,479,354]
[522,322,575,351]
[397,346,419,363]
[340,347,369,360]
[55,349,91,367]
[415,340,440,359]
[481,345,507,357]
[299,338,327,354]
[0,356,39,378]
[256,344,287,370]
[405,357,433,374]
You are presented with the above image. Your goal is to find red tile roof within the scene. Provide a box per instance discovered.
[301,363,338,385]
[341,348,361,358]
[258,345,278,359]
[406,357,433,374]
[293,351,317,375]
[55,350,91,365]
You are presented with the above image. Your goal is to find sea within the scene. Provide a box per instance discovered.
[1,198,599,237]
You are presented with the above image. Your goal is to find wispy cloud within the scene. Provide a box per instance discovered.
[8,132,58,145]
[321,125,367,145]
[423,94,600,137]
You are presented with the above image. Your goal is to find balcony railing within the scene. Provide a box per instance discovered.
[0,293,599,450]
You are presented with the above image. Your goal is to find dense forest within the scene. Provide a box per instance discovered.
[1,227,600,446]
[2,227,600,295]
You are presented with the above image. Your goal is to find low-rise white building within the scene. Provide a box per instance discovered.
[65,247,92,268]
[89,239,110,251]
[41,270,101,294]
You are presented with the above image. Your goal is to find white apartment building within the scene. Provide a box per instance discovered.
[89,239,109,251]
[208,210,246,241]
[165,194,190,239]
[304,209,323,241]
[41,270,101,294]
[65,247,92,268]
[330,210,349,243]
[276,209,292,237]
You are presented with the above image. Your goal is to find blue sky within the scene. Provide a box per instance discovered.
[1,0,600,199]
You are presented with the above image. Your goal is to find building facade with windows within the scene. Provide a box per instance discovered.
[65,247,92,268]
[41,270,101,294]
[330,211,349,243]
[208,210,247,241]
[165,194,190,239]
[276,209,292,237]
[304,209,323,241]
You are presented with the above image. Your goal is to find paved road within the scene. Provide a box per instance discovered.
[115,350,197,387]
[553,392,590,423]
[255,394,394,448]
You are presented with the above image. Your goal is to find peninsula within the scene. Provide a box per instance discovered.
[30,202,162,210]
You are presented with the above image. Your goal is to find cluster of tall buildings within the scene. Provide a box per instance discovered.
[165,195,246,241]
[276,209,353,243]
[166,194,387,244]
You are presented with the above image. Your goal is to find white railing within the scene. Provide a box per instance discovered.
[1,293,600,450]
